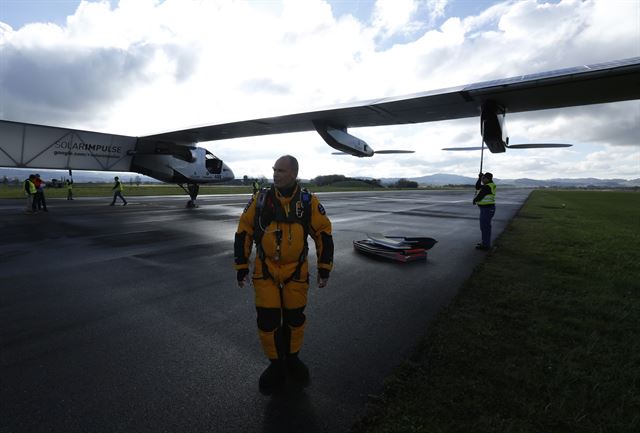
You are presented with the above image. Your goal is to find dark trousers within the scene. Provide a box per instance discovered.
[479,205,495,247]
[34,191,47,211]
[111,191,127,205]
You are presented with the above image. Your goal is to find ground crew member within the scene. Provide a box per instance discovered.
[66,179,73,200]
[110,176,127,206]
[24,175,37,213]
[473,172,496,250]
[33,174,48,212]
[252,179,260,194]
[234,155,333,392]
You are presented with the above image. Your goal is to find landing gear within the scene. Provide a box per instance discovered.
[179,183,200,208]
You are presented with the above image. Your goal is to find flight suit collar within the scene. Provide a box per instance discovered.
[275,182,298,199]
[274,183,299,218]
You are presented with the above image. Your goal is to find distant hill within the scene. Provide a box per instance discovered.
[331,179,379,188]
[379,173,639,188]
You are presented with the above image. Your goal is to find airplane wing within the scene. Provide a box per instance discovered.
[143,57,640,144]
[2,57,638,169]
[0,119,136,171]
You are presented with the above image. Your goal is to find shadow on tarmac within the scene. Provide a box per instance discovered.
[263,385,319,433]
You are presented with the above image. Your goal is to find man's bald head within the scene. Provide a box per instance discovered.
[273,155,299,190]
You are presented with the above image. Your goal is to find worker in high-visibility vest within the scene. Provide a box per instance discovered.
[66,179,74,200]
[24,174,37,213]
[472,172,496,250]
[110,176,128,206]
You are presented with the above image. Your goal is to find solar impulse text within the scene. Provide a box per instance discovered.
[53,140,123,158]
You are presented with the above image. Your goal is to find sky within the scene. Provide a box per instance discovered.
[0,0,639,181]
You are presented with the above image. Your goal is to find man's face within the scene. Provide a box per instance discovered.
[273,157,296,189]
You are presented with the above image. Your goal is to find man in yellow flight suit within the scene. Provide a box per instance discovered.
[234,155,334,392]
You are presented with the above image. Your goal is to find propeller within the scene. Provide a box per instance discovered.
[373,150,415,154]
[441,146,484,151]
[506,143,573,149]
[332,150,415,155]
[442,143,572,151]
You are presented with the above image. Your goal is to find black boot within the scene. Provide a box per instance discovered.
[259,359,286,393]
[286,353,310,386]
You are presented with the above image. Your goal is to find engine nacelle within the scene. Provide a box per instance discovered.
[313,122,374,157]
[480,101,508,153]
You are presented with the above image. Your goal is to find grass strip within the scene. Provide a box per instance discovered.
[0,184,255,199]
[351,190,640,433]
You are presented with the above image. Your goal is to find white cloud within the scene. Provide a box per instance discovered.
[425,0,449,25]
[0,0,639,181]
[372,0,419,38]
[568,148,640,179]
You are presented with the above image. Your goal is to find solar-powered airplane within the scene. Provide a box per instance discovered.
[1,57,639,207]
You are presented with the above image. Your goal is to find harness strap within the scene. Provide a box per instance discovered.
[254,186,312,283]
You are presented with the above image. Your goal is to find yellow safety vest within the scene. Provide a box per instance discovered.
[26,180,36,195]
[477,182,496,206]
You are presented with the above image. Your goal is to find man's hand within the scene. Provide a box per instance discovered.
[317,269,330,288]
[237,269,249,288]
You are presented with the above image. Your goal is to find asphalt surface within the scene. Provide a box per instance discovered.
[0,188,531,433]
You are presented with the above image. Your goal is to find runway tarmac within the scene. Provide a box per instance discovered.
[0,188,531,433]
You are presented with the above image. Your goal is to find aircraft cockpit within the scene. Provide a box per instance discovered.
[205,150,223,174]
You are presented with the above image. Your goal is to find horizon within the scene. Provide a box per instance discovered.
[1,167,637,185]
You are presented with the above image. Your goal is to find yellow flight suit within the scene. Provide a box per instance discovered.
[234,184,333,360]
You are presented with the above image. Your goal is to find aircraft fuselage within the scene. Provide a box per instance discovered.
[129,141,234,184]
